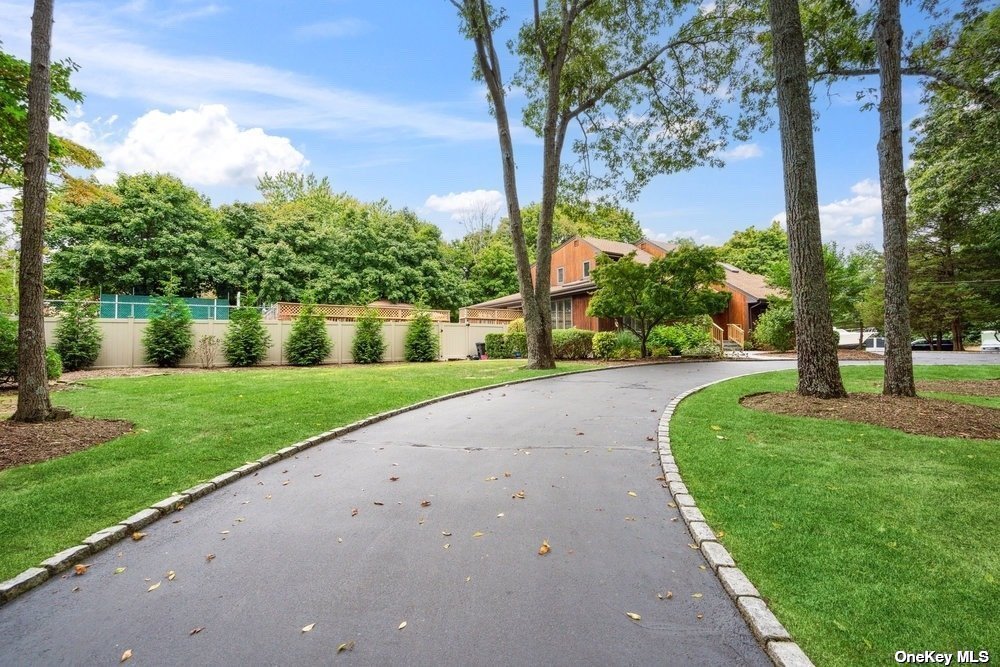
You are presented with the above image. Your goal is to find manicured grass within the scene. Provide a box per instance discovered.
[0,361,593,580]
[671,365,999,666]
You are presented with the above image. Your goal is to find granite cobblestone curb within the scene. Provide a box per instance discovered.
[657,375,816,667]
[1,359,671,607]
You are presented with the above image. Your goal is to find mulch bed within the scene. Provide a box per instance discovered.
[741,391,1000,440]
[0,416,133,471]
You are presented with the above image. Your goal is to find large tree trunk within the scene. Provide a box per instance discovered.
[12,0,54,423]
[876,0,916,396]
[768,0,847,398]
[460,0,554,369]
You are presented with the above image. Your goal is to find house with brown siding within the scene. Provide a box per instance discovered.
[462,236,781,341]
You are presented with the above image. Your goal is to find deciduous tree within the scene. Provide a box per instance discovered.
[453,0,759,368]
[587,245,729,358]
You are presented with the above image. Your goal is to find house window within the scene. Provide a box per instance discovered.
[557,267,565,284]
[583,260,591,278]
[551,298,573,329]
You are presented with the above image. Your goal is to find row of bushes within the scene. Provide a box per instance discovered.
[0,318,62,384]
[485,328,597,360]
[146,298,441,367]
[592,321,719,360]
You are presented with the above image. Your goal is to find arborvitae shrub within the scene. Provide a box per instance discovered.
[352,308,386,364]
[54,290,102,371]
[0,316,63,383]
[404,310,439,362]
[224,307,271,367]
[142,289,194,367]
[285,302,331,366]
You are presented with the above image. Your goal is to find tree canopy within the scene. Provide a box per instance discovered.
[587,245,730,357]
[718,221,788,275]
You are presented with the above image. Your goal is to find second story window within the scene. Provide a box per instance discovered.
[583,261,591,278]
[557,267,565,284]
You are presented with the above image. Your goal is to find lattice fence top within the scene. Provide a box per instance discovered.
[276,302,450,322]
[458,307,523,324]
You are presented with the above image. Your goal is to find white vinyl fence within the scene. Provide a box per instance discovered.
[38,318,507,369]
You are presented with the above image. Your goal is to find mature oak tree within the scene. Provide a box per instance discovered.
[452,0,759,368]
[767,0,846,398]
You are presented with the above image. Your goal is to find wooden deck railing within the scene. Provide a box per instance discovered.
[459,307,523,325]
[727,323,746,349]
[710,322,725,352]
[275,302,450,322]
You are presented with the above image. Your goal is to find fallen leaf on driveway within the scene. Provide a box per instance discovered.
[374,501,384,506]
[512,491,526,500]
[147,581,161,592]
[113,567,126,575]
[337,641,355,653]
[351,508,359,517]
[688,543,699,549]
[420,500,431,507]
[167,571,176,581]
[497,513,505,518]
[692,593,703,599]
[206,554,215,562]
[538,540,551,556]
[120,649,133,663]
[645,436,655,441]
[443,544,450,549]
[398,621,407,630]
[441,531,452,537]
[302,623,315,633]
[504,472,511,477]
[73,564,89,576]
[625,612,641,621]
[472,531,484,538]
[696,613,704,620]
[657,591,674,600]
[220,530,230,535]
[485,476,498,481]
[131,532,146,541]
[627,491,637,497]
[389,476,399,482]
[190,627,204,635]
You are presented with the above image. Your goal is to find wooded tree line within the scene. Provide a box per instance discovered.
[3,0,996,420]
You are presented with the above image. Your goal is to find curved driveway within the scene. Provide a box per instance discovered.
[2,360,802,665]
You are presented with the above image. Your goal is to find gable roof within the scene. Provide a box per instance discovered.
[720,263,783,301]
[580,237,656,264]
[640,238,680,254]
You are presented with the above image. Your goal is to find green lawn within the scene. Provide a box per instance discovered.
[0,360,592,580]
[671,365,999,666]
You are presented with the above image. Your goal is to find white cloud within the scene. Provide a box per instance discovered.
[424,190,505,220]
[719,143,763,161]
[56,105,308,187]
[642,227,719,246]
[0,0,499,143]
[772,178,883,245]
[297,18,369,39]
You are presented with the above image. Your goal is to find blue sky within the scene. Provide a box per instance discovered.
[0,0,928,247]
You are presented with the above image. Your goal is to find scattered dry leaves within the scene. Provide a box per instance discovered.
[625,612,641,622]
[337,641,355,653]
[120,649,133,663]
[420,500,431,508]
[167,571,176,581]
[512,491,525,500]
[147,581,161,592]
[190,627,204,636]
[302,623,315,633]
[351,508,359,517]
[131,532,146,542]
[538,540,551,556]
[73,563,89,576]
[398,621,407,630]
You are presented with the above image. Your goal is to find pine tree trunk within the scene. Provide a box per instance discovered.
[768,0,847,398]
[876,0,916,396]
[12,0,54,423]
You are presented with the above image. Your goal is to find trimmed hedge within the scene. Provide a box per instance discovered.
[484,333,508,358]
[648,321,713,356]
[506,331,527,357]
[592,331,618,360]
[552,328,594,359]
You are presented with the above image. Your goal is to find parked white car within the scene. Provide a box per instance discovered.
[982,331,1000,352]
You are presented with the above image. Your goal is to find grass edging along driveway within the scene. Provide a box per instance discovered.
[666,365,999,667]
[0,359,670,603]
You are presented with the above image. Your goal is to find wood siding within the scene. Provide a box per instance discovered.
[637,240,668,258]
[712,290,751,337]
[549,239,599,286]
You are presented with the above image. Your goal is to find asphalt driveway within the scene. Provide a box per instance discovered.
[0,361,801,666]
